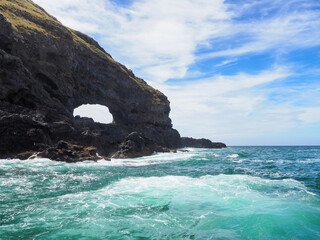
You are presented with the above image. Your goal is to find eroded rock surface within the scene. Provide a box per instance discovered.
[0,0,225,161]
[37,141,110,162]
[16,141,110,162]
[112,132,174,159]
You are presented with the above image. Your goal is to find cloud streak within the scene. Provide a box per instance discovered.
[200,10,320,60]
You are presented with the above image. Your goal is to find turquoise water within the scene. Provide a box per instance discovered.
[1,146,320,239]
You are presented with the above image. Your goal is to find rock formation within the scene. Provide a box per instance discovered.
[0,0,225,161]
[181,137,226,149]
[16,140,109,162]
[112,132,175,159]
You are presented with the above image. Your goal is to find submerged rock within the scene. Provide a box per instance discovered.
[178,149,190,152]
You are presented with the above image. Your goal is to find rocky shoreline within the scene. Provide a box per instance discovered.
[0,0,226,162]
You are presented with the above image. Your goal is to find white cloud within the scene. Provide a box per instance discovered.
[160,67,294,143]
[160,66,320,145]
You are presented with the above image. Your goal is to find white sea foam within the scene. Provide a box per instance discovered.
[232,159,244,163]
[227,154,239,158]
[91,174,314,203]
[249,158,320,164]
[101,152,196,167]
[177,147,196,152]
[50,174,318,225]
[297,159,320,163]
[0,150,195,168]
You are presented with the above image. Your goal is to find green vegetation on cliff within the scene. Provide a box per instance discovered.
[0,0,60,36]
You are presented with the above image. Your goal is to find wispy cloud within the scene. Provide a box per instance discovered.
[215,58,238,67]
[162,67,293,141]
[200,10,320,60]
[163,67,320,144]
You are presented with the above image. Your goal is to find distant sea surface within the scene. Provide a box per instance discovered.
[1,146,320,239]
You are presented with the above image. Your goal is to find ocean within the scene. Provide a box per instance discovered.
[1,146,320,239]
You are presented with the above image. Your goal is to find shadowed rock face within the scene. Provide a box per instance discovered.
[112,132,175,159]
[0,0,225,161]
[0,0,181,159]
[0,0,171,126]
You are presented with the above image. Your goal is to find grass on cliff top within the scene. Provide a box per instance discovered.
[0,0,164,99]
[0,0,58,36]
[69,30,117,64]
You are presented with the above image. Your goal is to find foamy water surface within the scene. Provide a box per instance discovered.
[1,146,320,239]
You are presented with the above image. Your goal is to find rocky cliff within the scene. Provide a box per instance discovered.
[0,0,225,161]
[181,137,226,149]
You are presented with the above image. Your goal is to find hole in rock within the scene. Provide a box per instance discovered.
[73,104,113,124]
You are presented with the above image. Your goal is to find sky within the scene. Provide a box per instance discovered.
[34,0,320,145]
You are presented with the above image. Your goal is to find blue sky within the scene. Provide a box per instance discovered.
[34,0,320,145]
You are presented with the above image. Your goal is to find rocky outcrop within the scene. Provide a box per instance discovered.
[0,0,182,160]
[16,140,110,162]
[37,141,109,162]
[0,0,225,161]
[112,132,174,159]
[180,137,227,149]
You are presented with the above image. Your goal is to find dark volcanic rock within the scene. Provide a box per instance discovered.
[37,141,109,162]
[0,0,181,160]
[0,1,171,127]
[0,106,52,157]
[112,132,173,159]
[15,141,110,162]
[181,137,227,149]
[0,0,225,161]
